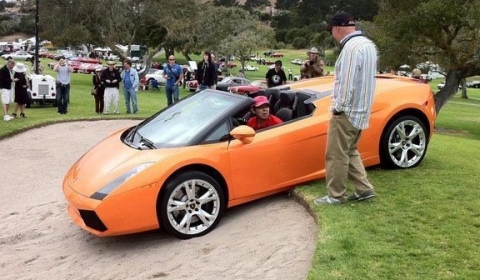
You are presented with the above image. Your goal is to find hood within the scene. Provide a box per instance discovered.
[66,131,179,197]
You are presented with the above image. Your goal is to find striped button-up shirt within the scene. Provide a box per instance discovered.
[332,31,378,130]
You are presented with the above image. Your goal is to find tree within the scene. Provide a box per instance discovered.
[244,0,271,12]
[373,0,480,113]
[211,0,240,6]
[190,6,274,76]
[275,0,298,10]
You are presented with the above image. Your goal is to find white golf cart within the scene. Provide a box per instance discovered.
[27,72,57,108]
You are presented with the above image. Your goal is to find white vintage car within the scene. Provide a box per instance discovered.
[243,65,259,71]
[1,51,33,61]
[291,58,304,65]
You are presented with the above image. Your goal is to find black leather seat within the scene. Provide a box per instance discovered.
[273,90,297,114]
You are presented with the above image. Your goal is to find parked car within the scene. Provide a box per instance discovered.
[243,65,259,71]
[263,50,273,56]
[270,53,284,58]
[466,80,480,88]
[140,69,166,85]
[77,63,104,74]
[291,59,304,65]
[228,80,266,96]
[216,76,251,92]
[1,51,33,61]
[62,74,437,239]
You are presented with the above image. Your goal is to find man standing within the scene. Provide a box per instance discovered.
[0,60,16,121]
[314,12,378,204]
[162,55,183,106]
[265,60,287,88]
[121,59,139,113]
[300,47,324,79]
[54,59,73,114]
[101,61,122,114]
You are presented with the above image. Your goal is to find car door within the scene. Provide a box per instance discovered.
[228,117,327,199]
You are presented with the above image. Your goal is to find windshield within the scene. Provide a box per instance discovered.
[133,91,240,148]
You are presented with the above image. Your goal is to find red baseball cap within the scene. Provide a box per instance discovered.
[252,96,270,107]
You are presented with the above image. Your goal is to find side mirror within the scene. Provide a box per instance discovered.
[230,125,255,144]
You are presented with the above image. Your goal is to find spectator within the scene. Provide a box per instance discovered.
[196,51,217,92]
[92,68,105,114]
[314,12,377,205]
[54,59,73,114]
[11,63,29,118]
[265,60,287,88]
[101,61,122,114]
[162,55,183,106]
[247,96,283,130]
[121,59,140,113]
[300,47,324,79]
[288,67,293,80]
[411,68,422,79]
[237,70,245,78]
[211,52,220,89]
[0,60,15,121]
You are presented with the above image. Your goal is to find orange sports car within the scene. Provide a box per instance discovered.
[62,75,436,239]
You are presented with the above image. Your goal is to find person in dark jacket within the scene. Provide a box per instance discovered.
[11,63,29,118]
[101,61,122,114]
[92,68,105,114]
[0,60,16,121]
[196,51,217,92]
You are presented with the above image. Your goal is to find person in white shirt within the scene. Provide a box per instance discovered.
[315,12,377,205]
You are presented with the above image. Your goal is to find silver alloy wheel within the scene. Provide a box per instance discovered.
[387,119,427,168]
[166,179,221,236]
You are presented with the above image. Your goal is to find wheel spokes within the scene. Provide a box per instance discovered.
[167,179,220,236]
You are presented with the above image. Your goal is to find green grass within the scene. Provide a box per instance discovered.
[2,52,480,279]
[299,133,480,279]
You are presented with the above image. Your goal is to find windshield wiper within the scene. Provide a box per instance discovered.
[138,133,157,149]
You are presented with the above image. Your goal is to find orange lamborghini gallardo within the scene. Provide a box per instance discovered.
[63,75,436,239]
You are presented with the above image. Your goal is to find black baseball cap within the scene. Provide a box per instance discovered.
[327,12,355,32]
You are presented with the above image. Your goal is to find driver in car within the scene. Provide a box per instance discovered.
[247,96,283,130]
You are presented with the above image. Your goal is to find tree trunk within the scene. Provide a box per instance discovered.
[433,70,461,113]
[460,78,468,99]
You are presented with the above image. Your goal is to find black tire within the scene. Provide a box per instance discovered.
[380,115,428,169]
[158,171,225,239]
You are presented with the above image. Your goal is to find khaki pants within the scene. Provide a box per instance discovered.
[104,87,119,114]
[325,114,374,199]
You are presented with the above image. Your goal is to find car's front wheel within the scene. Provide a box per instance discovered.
[380,115,428,169]
[158,171,225,239]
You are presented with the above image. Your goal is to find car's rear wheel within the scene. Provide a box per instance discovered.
[380,115,428,169]
[159,171,225,239]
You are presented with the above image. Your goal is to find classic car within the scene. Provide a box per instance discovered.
[270,53,284,58]
[216,76,252,92]
[1,51,33,61]
[63,75,437,239]
[291,59,304,65]
[228,80,267,96]
[77,63,104,74]
[139,69,167,86]
[243,65,259,71]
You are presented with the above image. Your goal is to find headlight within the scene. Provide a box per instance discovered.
[90,162,154,200]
